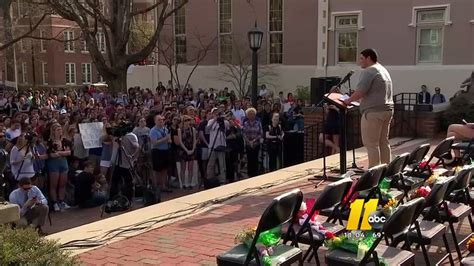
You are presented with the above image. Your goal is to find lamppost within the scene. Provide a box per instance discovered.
[248,22,263,107]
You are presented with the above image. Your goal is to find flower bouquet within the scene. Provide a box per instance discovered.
[410,186,431,199]
[325,231,386,264]
[467,236,474,252]
[382,199,398,216]
[296,200,335,240]
[234,225,281,266]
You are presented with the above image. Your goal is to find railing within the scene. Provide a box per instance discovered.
[392,93,419,137]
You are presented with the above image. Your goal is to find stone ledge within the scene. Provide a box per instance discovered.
[0,203,20,224]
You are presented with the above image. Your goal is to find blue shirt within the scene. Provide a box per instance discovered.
[150,126,169,150]
[9,186,48,215]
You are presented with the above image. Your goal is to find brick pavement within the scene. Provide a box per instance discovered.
[76,139,472,265]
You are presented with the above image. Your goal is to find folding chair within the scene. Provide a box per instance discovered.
[381,153,410,203]
[324,198,421,266]
[407,137,455,179]
[451,138,474,165]
[321,164,387,224]
[403,143,430,174]
[284,178,352,265]
[216,189,303,266]
[406,177,456,265]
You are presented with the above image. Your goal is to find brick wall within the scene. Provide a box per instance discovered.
[303,108,444,162]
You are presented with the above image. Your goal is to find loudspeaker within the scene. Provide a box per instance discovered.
[310,76,341,105]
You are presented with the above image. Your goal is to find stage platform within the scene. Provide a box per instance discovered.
[46,137,472,265]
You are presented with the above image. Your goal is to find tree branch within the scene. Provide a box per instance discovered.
[0,13,48,51]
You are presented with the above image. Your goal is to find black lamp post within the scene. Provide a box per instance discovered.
[248,22,263,107]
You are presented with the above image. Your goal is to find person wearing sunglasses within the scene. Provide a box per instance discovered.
[9,177,49,233]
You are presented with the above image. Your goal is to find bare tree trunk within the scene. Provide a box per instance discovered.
[106,70,127,93]
[2,1,15,82]
[30,20,36,88]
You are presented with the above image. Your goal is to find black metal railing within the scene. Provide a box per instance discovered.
[392,93,419,137]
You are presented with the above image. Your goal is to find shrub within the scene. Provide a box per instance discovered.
[440,97,474,130]
[295,85,310,101]
[0,225,78,265]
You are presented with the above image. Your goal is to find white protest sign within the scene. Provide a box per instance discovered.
[79,122,104,149]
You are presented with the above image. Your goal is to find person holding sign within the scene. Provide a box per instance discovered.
[343,49,394,167]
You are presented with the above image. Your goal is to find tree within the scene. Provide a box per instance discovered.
[45,0,188,92]
[216,37,277,98]
[157,33,216,91]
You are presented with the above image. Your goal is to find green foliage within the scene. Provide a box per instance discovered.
[295,85,310,101]
[441,97,474,130]
[0,225,78,265]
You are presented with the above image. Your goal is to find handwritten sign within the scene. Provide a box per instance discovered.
[79,122,104,149]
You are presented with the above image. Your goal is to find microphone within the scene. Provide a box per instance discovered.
[336,70,355,87]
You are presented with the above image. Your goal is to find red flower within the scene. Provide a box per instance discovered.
[325,231,335,239]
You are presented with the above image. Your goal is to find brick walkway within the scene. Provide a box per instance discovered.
[76,140,472,265]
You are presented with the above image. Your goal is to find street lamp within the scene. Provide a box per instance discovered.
[248,22,263,107]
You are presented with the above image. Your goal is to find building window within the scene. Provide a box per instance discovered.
[42,63,48,85]
[219,0,232,64]
[17,0,22,18]
[174,0,186,63]
[40,30,46,52]
[416,9,445,63]
[335,15,358,63]
[269,0,283,64]
[81,37,88,53]
[64,31,75,52]
[21,63,27,84]
[97,32,106,53]
[81,63,92,84]
[65,63,76,85]
[20,39,27,52]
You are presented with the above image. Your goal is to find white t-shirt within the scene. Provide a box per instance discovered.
[10,146,35,180]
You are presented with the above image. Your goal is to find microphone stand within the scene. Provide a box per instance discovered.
[308,85,339,187]
[346,77,364,173]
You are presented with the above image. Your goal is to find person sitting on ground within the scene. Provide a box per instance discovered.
[9,177,49,233]
[446,122,474,165]
[74,161,107,208]
[431,87,446,104]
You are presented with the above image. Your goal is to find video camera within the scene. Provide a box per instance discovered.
[106,121,134,137]
[25,131,38,142]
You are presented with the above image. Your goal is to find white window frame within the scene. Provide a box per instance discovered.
[42,62,48,85]
[81,38,88,53]
[21,62,27,84]
[64,31,75,53]
[174,0,186,64]
[40,30,46,52]
[409,4,452,27]
[413,7,447,64]
[81,63,92,84]
[17,0,22,18]
[218,0,232,64]
[97,32,106,53]
[332,13,361,65]
[65,63,76,85]
[268,0,284,64]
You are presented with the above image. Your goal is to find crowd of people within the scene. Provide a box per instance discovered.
[0,82,306,233]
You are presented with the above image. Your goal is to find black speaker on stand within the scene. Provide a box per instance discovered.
[310,77,341,106]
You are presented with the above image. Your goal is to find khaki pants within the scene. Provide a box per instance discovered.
[361,110,393,168]
[15,204,49,228]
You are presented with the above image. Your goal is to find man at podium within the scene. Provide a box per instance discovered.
[343,48,394,167]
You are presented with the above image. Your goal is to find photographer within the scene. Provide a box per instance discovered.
[225,111,242,183]
[10,131,37,182]
[109,123,140,202]
[206,108,229,184]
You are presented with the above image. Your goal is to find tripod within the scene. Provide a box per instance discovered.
[205,119,227,185]
[101,136,142,217]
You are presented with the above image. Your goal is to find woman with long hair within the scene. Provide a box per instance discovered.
[265,113,285,172]
[46,123,72,212]
[178,115,197,189]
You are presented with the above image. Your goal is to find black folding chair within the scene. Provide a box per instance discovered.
[406,177,456,265]
[407,137,455,179]
[217,189,303,266]
[451,138,474,165]
[285,178,352,265]
[325,198,421,266]
[403,143,430,174]
[381,153,410,203]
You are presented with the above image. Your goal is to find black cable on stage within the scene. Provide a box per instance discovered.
[60,168,333,250]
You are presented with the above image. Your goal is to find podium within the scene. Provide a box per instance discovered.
[324,92,358,173]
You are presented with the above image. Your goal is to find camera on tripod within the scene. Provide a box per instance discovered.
[25,131,38,142]
[216,112,226,131]
[106,121,134,137]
